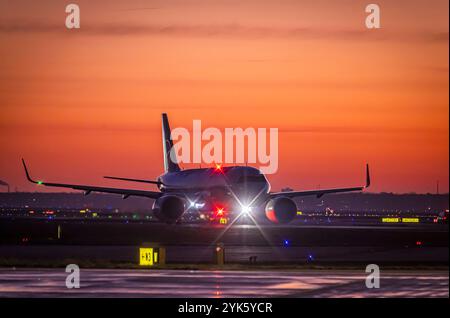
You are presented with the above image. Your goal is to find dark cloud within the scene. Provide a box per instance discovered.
[0,21,447,43]
[2,121,446,136]
[116,7,161,11]
[279,126,449,135]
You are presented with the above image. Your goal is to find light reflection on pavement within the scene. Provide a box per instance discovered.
[0,269,447,298]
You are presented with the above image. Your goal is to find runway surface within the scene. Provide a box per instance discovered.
[0,268,447,298]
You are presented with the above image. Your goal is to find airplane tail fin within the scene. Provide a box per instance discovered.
[365,163,371,188]
[162,113,181,173]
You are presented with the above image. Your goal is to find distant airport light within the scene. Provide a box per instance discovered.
[416,241,422,246]
[195,202,205,209]
[215,243,225,265]
[37,181,43,185]
[189,200,205,209]
[402,218,419,223]
[308,254,314,261]
[381,217,400,223]
[216,207,224,216]
[283,239,290,246]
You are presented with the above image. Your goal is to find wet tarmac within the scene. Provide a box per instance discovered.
[0,268,447,298]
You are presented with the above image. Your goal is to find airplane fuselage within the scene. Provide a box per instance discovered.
[158,166,271,211]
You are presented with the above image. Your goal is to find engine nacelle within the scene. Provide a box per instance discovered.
[265,197,297,224]
[152,195,185,224]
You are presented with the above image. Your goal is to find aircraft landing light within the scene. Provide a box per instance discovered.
[241,206,252,215]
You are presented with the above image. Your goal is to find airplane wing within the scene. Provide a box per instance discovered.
[22,159,163,199]
[270,164,370,199]
[104,175,162,185]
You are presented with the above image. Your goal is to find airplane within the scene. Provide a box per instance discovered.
[22,113,370,224]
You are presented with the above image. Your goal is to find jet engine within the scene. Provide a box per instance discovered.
[265,197,297,224]
[152,195,185,223]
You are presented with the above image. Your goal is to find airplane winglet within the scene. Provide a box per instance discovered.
[365,163,371,188]
[22,158,38,184]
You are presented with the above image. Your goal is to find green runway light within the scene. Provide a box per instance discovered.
[37,181,43,185]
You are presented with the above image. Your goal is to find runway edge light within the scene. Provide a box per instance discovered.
[215,243,225,266]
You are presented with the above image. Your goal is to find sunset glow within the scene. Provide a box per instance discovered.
[0,0,448,193]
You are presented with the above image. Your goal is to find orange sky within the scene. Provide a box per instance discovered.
[0,0,448,193]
